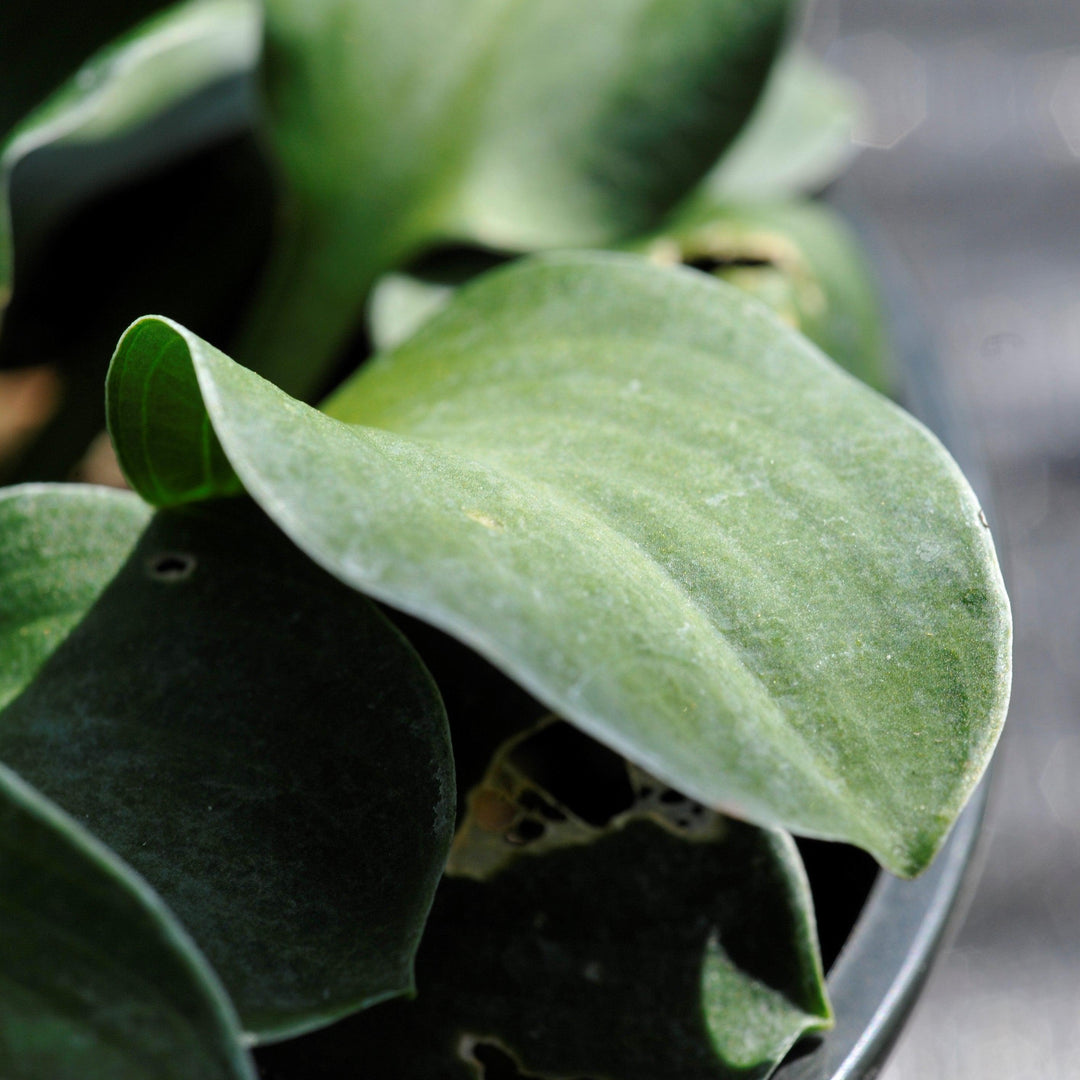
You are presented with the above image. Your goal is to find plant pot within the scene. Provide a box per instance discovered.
[4,85,1000,1080]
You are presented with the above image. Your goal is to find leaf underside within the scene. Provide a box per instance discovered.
[0,490,455,1041]
[107,253,1011,876]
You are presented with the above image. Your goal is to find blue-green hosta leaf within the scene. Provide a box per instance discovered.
[257,800,829,1080]
[641,198,891,393]
[0,491,454,1041]
[240,0,792,394]
[1,0,259,318]
[704,48,862,201]
[0,764,256,1080]
[106,253,1011,877]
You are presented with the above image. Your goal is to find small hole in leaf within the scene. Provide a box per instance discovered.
[147,552,196,583]
[658,789,686,805]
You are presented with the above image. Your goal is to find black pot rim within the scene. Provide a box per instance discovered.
[776,202,1000,1080]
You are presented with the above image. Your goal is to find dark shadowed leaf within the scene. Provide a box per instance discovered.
[0,767,255,1079]
[0,691,252,1080]
[106,253,1011,876]
[256,806,830,1080]
[1,0,259,322]
[0,494,454,1041]
[0,483,150,708]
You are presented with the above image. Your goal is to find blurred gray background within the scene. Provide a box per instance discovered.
[804,0,1080,1075]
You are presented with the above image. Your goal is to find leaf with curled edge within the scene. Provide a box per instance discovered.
[0,490,455,1042]
[106,253,1011,876]
[255,720,831,1080]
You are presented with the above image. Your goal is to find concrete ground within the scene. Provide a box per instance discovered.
[804,0,1080,1075]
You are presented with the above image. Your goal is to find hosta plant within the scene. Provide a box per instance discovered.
[0,2,1010,1079]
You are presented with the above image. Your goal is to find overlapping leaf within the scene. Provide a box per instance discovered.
[0,485,253,1080]
[642,198,891,392]
[0,764,256,1080]
[0,489,455,1041]
[0,483,150,707]
[107,253,1011,876]
[1,0,259,320]
[256,818,829,1080]
[242,0,792,394]
[368,199,891,392]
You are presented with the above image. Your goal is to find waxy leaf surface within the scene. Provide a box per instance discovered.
[257,814,829,1080]
[642,198,891,392]
[0,486,252,1080]
[107,253,1011,876]
[369,199,891,393]
[243,0,791,393]
[0,494,454,1040]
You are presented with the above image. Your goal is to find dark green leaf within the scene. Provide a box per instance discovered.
[0,766,256,1079]
[0,495,455,1040]
[0,479,250,1078]
[240,0,792,394]
[257,811,829,1080]
[0,483,150,708]
[1,0,259,323]
[106,253,1011,876]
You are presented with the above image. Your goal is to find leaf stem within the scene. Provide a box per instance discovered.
[234,196,414,400]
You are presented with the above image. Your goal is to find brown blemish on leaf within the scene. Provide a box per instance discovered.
[465,509,504,531]
[472,789,520,833]
[449,719,728,881]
